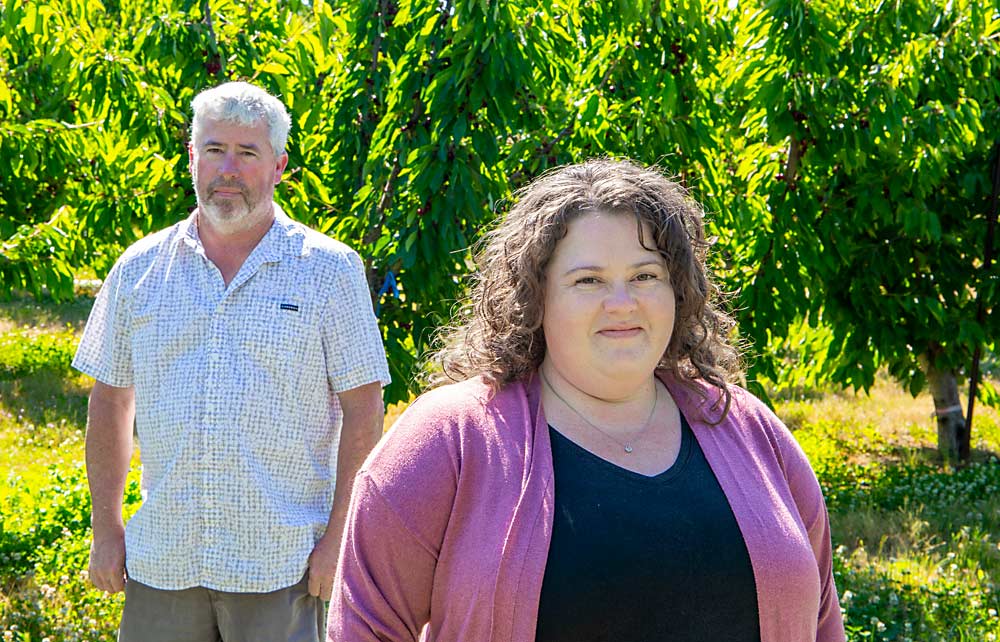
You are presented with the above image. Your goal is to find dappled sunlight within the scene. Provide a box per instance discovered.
[0,299,94,336]
[780,375,1000,639]
[836,536,1000,641]
[777,374,1000,465]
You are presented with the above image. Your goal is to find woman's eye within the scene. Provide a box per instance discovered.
[635,273,658,282]
[575,276,599,285]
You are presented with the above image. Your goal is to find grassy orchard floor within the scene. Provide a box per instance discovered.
[2,298,1000,641]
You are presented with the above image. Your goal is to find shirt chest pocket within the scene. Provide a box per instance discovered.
[237,296,314,376]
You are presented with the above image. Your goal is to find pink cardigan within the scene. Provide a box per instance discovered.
[329,374,845,641]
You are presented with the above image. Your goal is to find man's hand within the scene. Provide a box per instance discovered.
[89,522,127,593]
[306,532,342,601]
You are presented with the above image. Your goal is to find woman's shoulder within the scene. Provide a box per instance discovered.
[727,384,784,427]
[667,377,798,456]
[665,376,768,422]
[723,384,819,482]
[383,376,527,440]
[671,378,824,501]
[398,376,496,421]
[667,375,771,421]
[360,377,530,482]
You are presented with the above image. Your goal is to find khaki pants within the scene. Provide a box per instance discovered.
[118,573,324,642]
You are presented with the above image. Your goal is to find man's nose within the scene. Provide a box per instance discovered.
[219,153,239,176]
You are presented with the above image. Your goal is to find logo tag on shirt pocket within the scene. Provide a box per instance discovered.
[279,303,300,312]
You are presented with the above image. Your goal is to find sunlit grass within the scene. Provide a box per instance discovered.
[0,298,93,335]
[777,379,1000,639]
[0,369,91,500]
[778,374,1000,463]
[0,306,140,642]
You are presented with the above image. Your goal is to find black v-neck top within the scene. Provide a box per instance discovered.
[534,415,761,642]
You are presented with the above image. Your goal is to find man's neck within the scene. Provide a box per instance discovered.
[197,206,275,286]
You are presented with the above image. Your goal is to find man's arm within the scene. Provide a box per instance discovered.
[307,380,384,601]
[85,380,136,594]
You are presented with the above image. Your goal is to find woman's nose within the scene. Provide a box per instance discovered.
[603,282,638,312]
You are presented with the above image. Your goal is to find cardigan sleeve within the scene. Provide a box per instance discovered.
[769,413,846,642]
[328,473,437,641]
[328,388,468,641]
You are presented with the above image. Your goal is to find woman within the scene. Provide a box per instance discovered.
[329,159,845,641]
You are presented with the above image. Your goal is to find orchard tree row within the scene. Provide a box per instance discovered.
[2,0,998,459]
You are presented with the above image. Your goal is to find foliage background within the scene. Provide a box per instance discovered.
[2,2,1000,639]
[3,0,998,405]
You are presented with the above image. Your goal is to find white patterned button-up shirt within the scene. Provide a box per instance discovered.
[73,205,390,592]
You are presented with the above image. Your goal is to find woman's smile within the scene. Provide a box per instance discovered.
[597,326,643,338]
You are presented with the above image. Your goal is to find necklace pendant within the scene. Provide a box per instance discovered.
[624,444,634,454]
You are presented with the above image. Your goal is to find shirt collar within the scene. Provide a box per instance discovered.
[177,203,304,263]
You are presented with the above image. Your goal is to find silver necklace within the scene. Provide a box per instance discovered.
[539,369,658,454]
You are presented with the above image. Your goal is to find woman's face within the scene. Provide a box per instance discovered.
[541,212,676,400]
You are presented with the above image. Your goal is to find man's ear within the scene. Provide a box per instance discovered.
[274,152,289,185]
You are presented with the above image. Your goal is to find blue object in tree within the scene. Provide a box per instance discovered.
[376,271,399,316]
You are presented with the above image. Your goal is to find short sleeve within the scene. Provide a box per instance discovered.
[72,259,134,387]
[322,251,390,392]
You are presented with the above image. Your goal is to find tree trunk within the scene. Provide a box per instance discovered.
[924,358,966,464]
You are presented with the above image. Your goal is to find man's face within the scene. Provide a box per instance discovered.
[189,118,288,234]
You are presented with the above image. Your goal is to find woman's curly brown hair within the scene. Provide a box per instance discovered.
[429,158,743,415]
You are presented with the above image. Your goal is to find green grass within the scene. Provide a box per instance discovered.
[0,296,142,642]
[0,298,93,335]
[1,296,999,640]
[777,382,1000,640]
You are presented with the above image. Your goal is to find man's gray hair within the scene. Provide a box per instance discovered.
[190,81,292,155]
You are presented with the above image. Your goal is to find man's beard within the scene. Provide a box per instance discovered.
[195,178,265,234]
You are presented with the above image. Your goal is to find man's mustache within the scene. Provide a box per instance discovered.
[208,179,248,194]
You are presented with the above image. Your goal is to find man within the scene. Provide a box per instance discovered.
[72,81,390,641]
